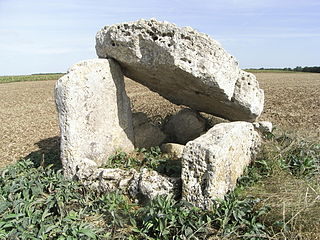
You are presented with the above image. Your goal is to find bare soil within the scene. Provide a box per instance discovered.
[257,72,320,139]
[0,72,319,168]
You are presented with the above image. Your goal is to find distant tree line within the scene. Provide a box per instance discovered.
[256,66,320,73]
[31,72,64,75]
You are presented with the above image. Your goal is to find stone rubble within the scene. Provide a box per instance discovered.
[74,165,181,203]
[129,168,181,203]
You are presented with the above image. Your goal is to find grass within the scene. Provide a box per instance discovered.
[0,131,319,239]
[238,131,320,239]
[0,73,64,84]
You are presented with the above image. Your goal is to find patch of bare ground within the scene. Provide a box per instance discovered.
[0,81,59,169]
[256,72,320,140]
[0,72,319,168]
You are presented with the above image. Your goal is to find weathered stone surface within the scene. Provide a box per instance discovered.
[160,143,185,159]
[132,112,166,148]
[163,109,206,144]
[77,167,137,192]
[96,19,264,121]
[232,71,264,119]
[129,168,181,203]
[74,166,181,202]
[253,121,273,134]
[55,59,134,178]
[181,122,261,209]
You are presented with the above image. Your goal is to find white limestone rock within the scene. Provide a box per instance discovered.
[96,19,264,121]
[77,167,137,192]
[253,121,273,134]
[160,143,185,159]
[232,71,265,120]
[163,108,206,144]
[181,122,261,209]
[55,59,134,178]
[129,168,181,203]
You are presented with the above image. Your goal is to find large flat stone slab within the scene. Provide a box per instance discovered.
[55,59,134,178]
[181,122,261,209]
[96,19,264,121]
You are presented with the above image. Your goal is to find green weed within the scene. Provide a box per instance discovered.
[239,132,320,239]
[0,160,100,239]
[106,150,141,169]
[0,157,271,240]
[133,193,271,240]
[211,193,270,239]
[1,131,318,239]
[134,194,212,239]
[278,140,319,178]
[105,147,181,177]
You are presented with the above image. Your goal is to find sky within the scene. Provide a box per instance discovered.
[0,0,319,75]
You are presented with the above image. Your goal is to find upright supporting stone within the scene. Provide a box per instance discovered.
[181,122,261,209]
[55,59,134,178]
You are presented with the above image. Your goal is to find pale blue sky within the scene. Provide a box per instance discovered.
[0,0,319,75]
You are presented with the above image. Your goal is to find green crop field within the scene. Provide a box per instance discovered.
[0,73,64,84]
[245,69,298,73]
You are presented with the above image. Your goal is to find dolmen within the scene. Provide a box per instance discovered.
[55,19,267,209]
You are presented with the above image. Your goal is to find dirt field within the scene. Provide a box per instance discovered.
[0,72,319,168]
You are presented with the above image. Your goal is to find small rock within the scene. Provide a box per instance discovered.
[160,143,185,159]
[132,112,166,148]
[163,109,206,144]
[181,122,261,210]
[129,168,181,203]
[253,121,273,134]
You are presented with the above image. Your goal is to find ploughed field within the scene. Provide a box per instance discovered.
[0,72,319,168]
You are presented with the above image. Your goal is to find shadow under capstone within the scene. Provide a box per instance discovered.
[110,58,135,147]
